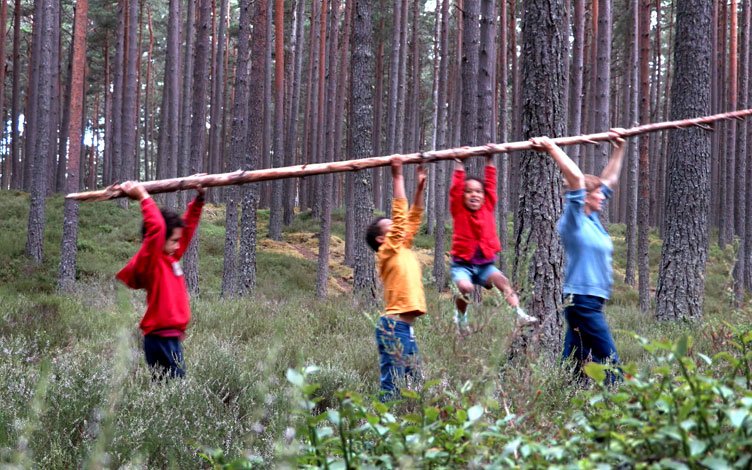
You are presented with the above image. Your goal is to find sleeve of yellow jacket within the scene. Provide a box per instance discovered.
[377,198,427,316]
[403,204,424,249]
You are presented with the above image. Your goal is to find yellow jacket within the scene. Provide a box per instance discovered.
[377,198,427,316]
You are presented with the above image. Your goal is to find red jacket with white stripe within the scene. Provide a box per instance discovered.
[116,197,203,336]
[449,165,501,262]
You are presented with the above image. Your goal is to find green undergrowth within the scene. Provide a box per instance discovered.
[0,190,751,467]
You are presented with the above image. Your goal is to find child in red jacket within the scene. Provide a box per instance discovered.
[116,181,205,378]
[449,156,537,333]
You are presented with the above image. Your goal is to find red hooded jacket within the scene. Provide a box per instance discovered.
[116,197,204,336]
[449,165,501,262]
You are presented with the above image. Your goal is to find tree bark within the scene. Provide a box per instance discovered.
[239,0,267,295]
[351,0,377,299]
[513,0,567,358]
[568,0,585,166]
[625,0,639,286]
[208,0,229,197]
[178,0,195,208]
[184,0,212,294]
[638,0,651,312]
[594,0,612,220]
[9,0,21,189]
[221,0,253,297]
[25,0,55,263]
[58,0,88,291]
[284,0,306,226]
[655,0,712,322]
[120,0,139,183]
[734,0,750,300]
[461,0,480,173]
[432,0,451,290]
[269,0,285,240]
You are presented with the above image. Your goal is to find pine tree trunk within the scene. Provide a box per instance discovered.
[460,0,480,173]
[58,0,88,291]
[655,0,712,321]
[637,0,651,312]
[284,0,306,226]
[384,0,402,210]
[178,0,195,208]
[734,0,749,302]
[372,37,384,211]
[316,0,339,299]
[25,0,55,264]
[745,0,752,290]
[594,0,612,219]
[222,0,253,297]
[269,0,285,240]
[718,1,729,246]
[9,0,21,189]
[121,0,139,184]
[46,0,59,196]
[351,0,377,299]
[111,0,125,185]
[338,0,354,266]
[184,0,212,294]
[478,0,496,146]
[568,0,585,166]
[432,0,450,291]
[497,0,509,275]
[0,0,8,188]
[261,0,273,208]
[239,0,267,295]
[55,31,74,194]
[513,0,567,357]
[208,0,228,202]
[624,0,639,286]
[582,0,598,175]
[143,5,154,181]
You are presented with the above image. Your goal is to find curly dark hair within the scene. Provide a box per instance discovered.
[365,217,388,252]
[141,208,185,241]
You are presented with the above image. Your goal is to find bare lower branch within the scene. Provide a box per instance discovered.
[67,108,752,201]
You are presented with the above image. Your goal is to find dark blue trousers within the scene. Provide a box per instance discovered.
[375,316,420,401]
[144,335,185,379]
[562,294,619,383]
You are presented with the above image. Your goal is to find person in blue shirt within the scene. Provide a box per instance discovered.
[531,133,626,383]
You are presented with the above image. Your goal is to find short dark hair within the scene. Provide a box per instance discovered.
[142,208,185,241]
[365,217,387,252]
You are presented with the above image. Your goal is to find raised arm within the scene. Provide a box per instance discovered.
[412,165,427,209]
[392,157,406,199]
[404,166,427,247]
[599,131,627,189]
[174,186,206,260]
[530,136,584,191]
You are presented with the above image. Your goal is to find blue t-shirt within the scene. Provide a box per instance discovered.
[557,186,614,299]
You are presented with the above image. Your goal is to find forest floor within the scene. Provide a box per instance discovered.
[0,190,749,467]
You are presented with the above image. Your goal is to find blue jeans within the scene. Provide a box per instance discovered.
[375,316,420,401]
[144,335,185,379]
[562,294,620,383]
[450,261,500,287]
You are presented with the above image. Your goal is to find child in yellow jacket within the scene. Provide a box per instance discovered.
[365,159,427,401]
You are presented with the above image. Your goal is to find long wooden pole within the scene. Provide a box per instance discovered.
[68,108,752,201]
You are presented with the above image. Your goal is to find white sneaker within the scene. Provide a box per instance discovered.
[515,307,538,325]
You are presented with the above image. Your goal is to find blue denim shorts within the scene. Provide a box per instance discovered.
[450,261,500,287]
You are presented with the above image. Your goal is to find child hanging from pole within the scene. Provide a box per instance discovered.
[365,158,427,401]
[116,181,205,379]
[449,155,537,333]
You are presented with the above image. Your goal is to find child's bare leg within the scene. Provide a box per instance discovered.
[486,271,519,308]
[455,280,475,313]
